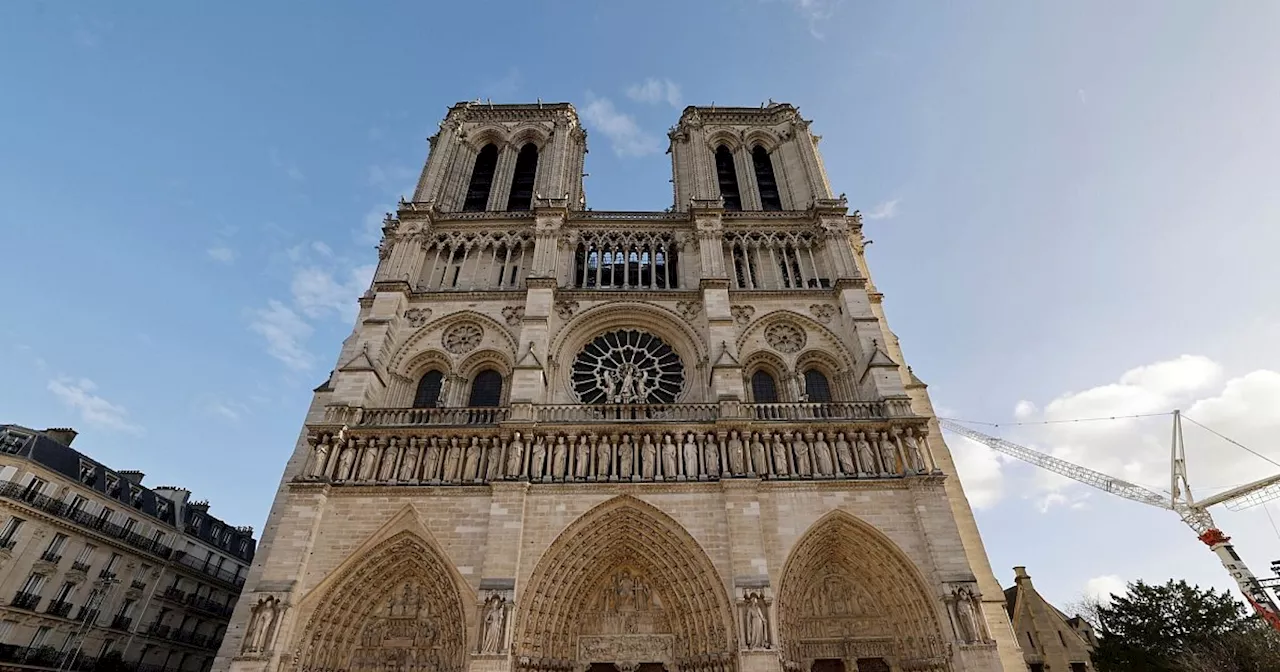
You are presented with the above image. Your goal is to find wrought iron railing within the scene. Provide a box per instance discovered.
[45,600,72,618]
[171,551,245,588]
[10,591,40,610]
[0,482,174,559]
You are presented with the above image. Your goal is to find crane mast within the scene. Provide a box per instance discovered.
[938,413,1280,630]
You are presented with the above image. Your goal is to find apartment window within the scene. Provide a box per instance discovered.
[117,598,135,618]
[221,529,231,546]
[1070,664,1087,672]
[78,461,97,486]
[97,507,114,525]
[29,625,52,649]
[19,573,47,595]
[104,553,120,573]
[52,581,74,604]
[98,639,114,658]
[210,524,222,541]
[75,543,96,564]
[129,485,143,507]
[105,474,120,496]
[0,516,24,543]
[156,499,171,519]
[135,564,151,583]
[151,530,165,546]
[68,495,89,514]
[238,539,250,556]
[21,476,47,500]
[122,518,137,535]
[43,533,67,561]
[0,620,14,642]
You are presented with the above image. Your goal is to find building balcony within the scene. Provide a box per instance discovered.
[73,607,99,623]
[162,586,187,602]
[10,591,41,610]
[110,614,133,631]
[0,538,15,551]
[131,579,147,591]
[70,560,91,573]
[299,400,940,487]
[0,482,175,560]
[0,645,63,668]
[171,551,245,588]
[44,600,73,618]
[185,593,234,618]
[99,568,117,580]
[145,622,171,638]
[39,550,62,563]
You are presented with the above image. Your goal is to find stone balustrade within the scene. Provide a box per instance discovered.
[295,416,940,487]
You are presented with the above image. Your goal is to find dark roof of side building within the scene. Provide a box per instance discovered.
[0,424,255,562]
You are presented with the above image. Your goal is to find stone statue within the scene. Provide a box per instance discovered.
[357,439,378,481]
[551,435,568,479]
[771,433,790,477]
[335,437,355,478]
[617,434,634,479]
[506,432,525,479]
[745,594,769,649]
[464,437,481,481]
[748,432,766,476]
[855,432,876,476]
[596,435,612,479]
[424,437,442,481]
[443,437,462,482]
[812,432,833,476]
[661,434,679,480]
[953,586,982,643]
[879,431,899,475]
[835,432,855,475]
[308,435,330,479]
[379,438,399,481]
[703,432,721,477]
[903,427,929,473]
[682,432,700,479]
[399,438,420,481]
[727,430,745,476]
[641,434,657,479]
[480,595,506,653]
[530,435,548,480]
[485,437,503,481]
[243,595,283,654]
[791,433,811,477]
[574,435,591,479]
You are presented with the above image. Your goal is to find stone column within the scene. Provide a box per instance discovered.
[486,143,518,212]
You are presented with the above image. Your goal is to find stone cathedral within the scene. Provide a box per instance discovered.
[213,102,1025,672]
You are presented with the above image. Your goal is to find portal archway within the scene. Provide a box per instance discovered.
[777,512,949,671]
[293,531,468,672]
[514,496,736,672]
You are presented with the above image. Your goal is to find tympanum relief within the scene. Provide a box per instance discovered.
[346,582,463,672]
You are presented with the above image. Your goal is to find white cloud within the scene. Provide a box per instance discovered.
[47,378,144,435]
[249,300,314,371]
[956,355,1280,512]
[581,94,663,158]
[207,246,236,264]
[205,400,248,423]
[864,198,900,220]
[626,78,683,108]
[1084,575,1127,603]
[950,435,1006,510]
[775,0,841,38]
[291,264,376,322]
[269,148,305,182]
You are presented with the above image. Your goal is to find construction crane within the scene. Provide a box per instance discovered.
[940,411,1280,631]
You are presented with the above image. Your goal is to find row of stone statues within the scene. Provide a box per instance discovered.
[301,426,937,484]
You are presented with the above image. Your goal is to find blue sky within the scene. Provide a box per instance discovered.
[3,1,1280,609]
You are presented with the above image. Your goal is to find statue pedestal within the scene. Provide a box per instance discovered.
[469,653,511,672]
[738,650,782,672]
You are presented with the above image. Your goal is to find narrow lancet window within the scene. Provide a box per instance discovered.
[463,144,499,212]
[753,146,782,210]
[413,371,444,408]
[506,143,538,211]
[468,369,503,407]
[751,370,779,403]
[715,145,742,211]
[804,369,832,402]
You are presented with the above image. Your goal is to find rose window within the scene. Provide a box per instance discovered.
[571,329,685,404]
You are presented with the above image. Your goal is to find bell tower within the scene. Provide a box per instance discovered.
[669,103,833,212]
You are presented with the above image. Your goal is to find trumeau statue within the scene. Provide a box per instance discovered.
[744,593,770,650]
[480,594,507,654]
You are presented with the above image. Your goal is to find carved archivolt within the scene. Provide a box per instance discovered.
[736,310,856,367]
[388,310,517,376]
[513,496,736,667]
[293,531,468,672]
[776,512,949,670]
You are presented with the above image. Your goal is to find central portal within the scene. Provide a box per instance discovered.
[576,567,676,669]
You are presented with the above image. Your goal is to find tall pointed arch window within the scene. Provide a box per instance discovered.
[463,144,499,212]
[506,143,539,211]
[468,369,503,407]
[715,145,742,211]
[753,145,782,211]
[412,371,444,409]
[751,370,779,403]
[804,369,832,402]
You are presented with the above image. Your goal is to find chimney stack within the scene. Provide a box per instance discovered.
[43,428,78,447]
[1014,566,1032,584]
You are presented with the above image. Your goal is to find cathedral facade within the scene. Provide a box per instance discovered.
[212,102,1023,672]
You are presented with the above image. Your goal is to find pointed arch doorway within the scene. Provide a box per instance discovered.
[513,496,736,672]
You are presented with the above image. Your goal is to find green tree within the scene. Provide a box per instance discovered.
[1091,579,1280,672]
